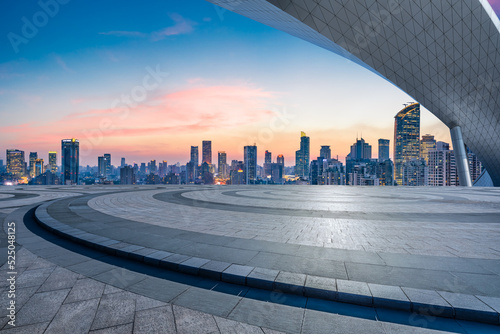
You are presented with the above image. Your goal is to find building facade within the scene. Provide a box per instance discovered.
[378,139,390,162]
[6,149,25,178]
[61,139,79,185]
[394,103,421,185]
[295,132,310,178]
[244,145,257,184]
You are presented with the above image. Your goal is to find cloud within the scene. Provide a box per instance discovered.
[54,55,74,73]
[99,13,195,42]
[99,31,147,37]
[150,13,195,41]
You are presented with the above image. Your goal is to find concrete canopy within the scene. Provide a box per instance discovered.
[207,0,500,186]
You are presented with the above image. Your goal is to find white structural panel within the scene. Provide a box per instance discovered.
[207,0,500,186]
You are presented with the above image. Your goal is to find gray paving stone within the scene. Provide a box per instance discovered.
[304,275,337,301]
[160,254,191,270]
[0,321,50,333]
[274,271,306,295]
[103,284,123,295]
[90,291,136,330]
[92,268,147,289]
[45,298,99,334]
[476,295,500,314]
[222,264,254,285]
[133,305,176,334]
[143,250,174,266]
[228,298,304,334]
[64,278,105,304]
[302,308,385,334]
[199,260,231,280]
[178,257,210,275]
[173,287,241,317]
[89,323,133,334]
[402,287,454,318]
[337,279,373,306]
[66,260,117,277]
[127,277,188,303]
[368,283,411,311]
[173,305,219,334]
[214,316,265,334]
[247,267,279,290]
[0,286,38,317]
[37,266,80,292]
[16,267,55,288]
[134,295,167,311]
[15,289,70,326]
[437,291,498,324]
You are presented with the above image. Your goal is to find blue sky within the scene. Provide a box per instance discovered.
[1,1,498,165]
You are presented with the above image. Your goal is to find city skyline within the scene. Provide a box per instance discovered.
[4,1,498,165]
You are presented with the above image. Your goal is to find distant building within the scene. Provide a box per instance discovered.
[29,152,38,178]
[377,160,394,186]
[295,132,310,178]
[394,103,420,185]
[349,138,372,160]
[263,150,272,177]
[230,160,245,185]
[6,149,25,178]
[34,158,44,177]
[420,134,436,164]
[202,140,212,164]
[244,145,257,184]
[218,151,228,178]
[378,139,390,161]
[121,157,126,168]
[61,139,79,185]
[319,146,331,160]
[468,148,482,183]
[402,159,427,186]
[277,154,285,167]
[150,160,157,175]
[120,166,135,184]
[48,152,57,173]
[98,156,106,178]
[104,153,111,177]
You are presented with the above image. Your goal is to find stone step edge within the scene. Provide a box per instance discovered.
[33,201,500,326]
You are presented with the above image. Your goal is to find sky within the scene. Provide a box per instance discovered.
[1,0,499,166]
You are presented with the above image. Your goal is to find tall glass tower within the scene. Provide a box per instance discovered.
[394,103,420,185]
[6,149,25,177]
[202,140,212,164]
[48,151,57,173]
[244,145,257,184]
[378,139,390,162]
[61,139,79,185]
[295,132,310,178]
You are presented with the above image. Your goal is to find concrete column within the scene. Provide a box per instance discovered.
[450,126,472,187]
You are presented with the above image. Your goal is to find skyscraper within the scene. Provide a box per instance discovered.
[349,138,372,160]
[104,153,111,177]
[319,146,331,160]
[277,154,285,167]
[218,151,227,178]
[34,158,44,177]
[202,141,212,164]
[29,152,38,178]
[394,103,420,185]
[61,139,79,185]
[378,139,390,161]
[420,134,436,164]
[98,156,106,178]
[6,149,25,177]
[295,132,310,178]
[264,150,272,177]
[244,145,257,184]
[190,146,199,166]
[121,157,126,168]
[48,152,57,173]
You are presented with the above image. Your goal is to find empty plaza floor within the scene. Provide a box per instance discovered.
[1,185,500,333]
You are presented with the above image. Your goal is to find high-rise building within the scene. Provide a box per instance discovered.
[230,160,245,185]
[402,159,427,186]
[29,152,38,178]
[394,103,420,185]
[48,152,57,173]
[218,151,227,178]
[190,146,199,166]
[34,158,44,177]
[468,148,482,184]
[0,159,4,173]
[244,145,257,184]
[61,139,79,185]
[264,150,272,177]
[420,134,436,164]
[121,157,126,168]
[349,138,372,160]
[319,146,331,160]
[150,160,157,174]
[428,142,458,186]
[202,141,212,164]
[103,153,111,177]
[6,149,25,177]
[98,156,106,177]
[277,154,285,167]
[295,132,310,178]
[378,139,390,162]
[120,166,135,184]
